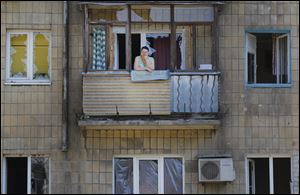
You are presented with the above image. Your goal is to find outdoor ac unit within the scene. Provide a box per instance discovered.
[198,158,235,182]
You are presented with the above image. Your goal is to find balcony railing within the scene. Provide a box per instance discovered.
[82,71,220,116]
[171,72,220,113]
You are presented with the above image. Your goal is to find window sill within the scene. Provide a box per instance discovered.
[5,80,52,86]
[246,83,292,88]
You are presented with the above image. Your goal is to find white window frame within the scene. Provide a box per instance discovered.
[112,27,186,70]
[6,30,52,85]
[245,31,291,87]
[1,155,51,194]
[245,154,293,194]
[112,155,184,194]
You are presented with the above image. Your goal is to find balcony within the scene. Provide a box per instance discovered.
[82,71,220,116]
[80,71,220,129]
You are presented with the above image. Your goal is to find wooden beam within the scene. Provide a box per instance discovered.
[83,5,89,72]
[170,4,176,71]
[192,25,196,70]
[126,4,132,71]
[212,5,220,70]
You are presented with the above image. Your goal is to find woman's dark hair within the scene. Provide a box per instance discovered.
[141,46,149,51]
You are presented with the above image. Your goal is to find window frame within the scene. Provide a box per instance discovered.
[244,29,292,88]
[83,3,218,72]
[245,154,293,194]
[111,26,186,70]
[5,30,52,85]
[112,155,184,194]
[1,155,51,194]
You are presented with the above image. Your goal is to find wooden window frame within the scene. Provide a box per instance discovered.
[83,4,218,73]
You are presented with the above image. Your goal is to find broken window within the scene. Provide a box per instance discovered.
[131,5,170,22]
[3,156,50,194]
[89,6,127,22]
[247,157,291,194]
[246,32,290,85]
[114,157,183,194]
[10,34,28,78]
[31,157,49,194]
[86,4,215,72]
[33,33,50,80]
[7,31,51,83]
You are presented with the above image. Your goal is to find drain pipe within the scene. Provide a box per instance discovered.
[62,1,69,151]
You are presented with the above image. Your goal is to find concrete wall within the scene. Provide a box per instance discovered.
[1,1,299,194]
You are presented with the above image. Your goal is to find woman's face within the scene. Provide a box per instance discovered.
[141,49,149,57]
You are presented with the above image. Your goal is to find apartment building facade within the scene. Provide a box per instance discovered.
[1,1,299,194]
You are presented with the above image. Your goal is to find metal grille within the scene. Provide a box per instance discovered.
[201,161,220,180]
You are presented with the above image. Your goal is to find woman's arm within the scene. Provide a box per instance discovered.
[148,57,155,70]
[141,57,154,71]
[134,57,145,71]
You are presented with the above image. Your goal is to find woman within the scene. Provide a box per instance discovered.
[134,46,155,72]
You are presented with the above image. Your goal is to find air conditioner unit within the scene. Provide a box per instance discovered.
[198,158,235,182]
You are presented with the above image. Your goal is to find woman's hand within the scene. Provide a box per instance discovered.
[145,67,153,72]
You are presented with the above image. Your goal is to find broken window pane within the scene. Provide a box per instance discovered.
[10,34,27,78]
[114,158,133,194]
[89,6,127,22]
[164,158,183,194]
[91,26,106,70]
[33,33,50,80]
[139,160,158,194]
[31,157,49,194]
[131,5,170,22]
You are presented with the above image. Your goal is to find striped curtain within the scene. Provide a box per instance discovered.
[92,27,106,70]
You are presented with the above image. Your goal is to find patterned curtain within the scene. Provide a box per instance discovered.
[92,27,106,70]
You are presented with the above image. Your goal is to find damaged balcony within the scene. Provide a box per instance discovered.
[78,2,223,129]
[79,70,220,129]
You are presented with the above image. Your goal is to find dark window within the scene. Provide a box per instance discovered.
[246,32,289,84]
[117,34,141,70]
[7,157,28,194]
[248,157,291,194]
[273,158,291,194]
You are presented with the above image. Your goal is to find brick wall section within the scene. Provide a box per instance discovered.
[0,1,67,194]
[218,1,299,193]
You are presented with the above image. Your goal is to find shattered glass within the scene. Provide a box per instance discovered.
[31,157,49,194]
[10,34,27,78]
[33,33,50,80]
